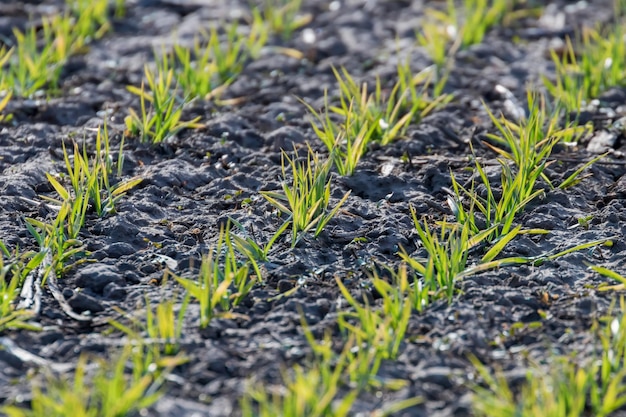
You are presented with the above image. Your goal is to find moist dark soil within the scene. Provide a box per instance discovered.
[2,1,626,416]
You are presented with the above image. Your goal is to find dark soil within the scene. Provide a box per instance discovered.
[2,0,626,416]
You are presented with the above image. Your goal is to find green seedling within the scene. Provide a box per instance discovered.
[252,0,312,41]
[174,224,258,328]
[110,293,190,356]
[60,0,114,53]
[336,276,411,361]
[396,60,452,116]
[114,0,126,18]
[464,237,614,276]
[0,91,12,124]
[260,144,351,246]
[450,94,593,240]
[156,22,267,102]
[399,208,516,302]
[378,262,432,313]
[471,356,590,417]
[572,215,594,230]
[229,217,290,262]
[300,93,378,176]
[422,0,517,51]
[44,13,78,61]
[449,149,546,241]
[306,326,379,394]
[0,49,11,111]
[330,66,415,146]
[3,345,185,417]
[4,18,67,97]
[456,0,514,47]
[589,264,626,292]
[25,205,88,282]
[309,311,418,397]
[557,152,606,190]
[416,20,457,69]
[42,12,87,61]
[543,24,626,112]
[21,122,141,282]
[125,65,203,143]
[2,14,96,97]
[0,242,44,332]
[44,162,89,240]
[0,45,13,81]
[0,242,47,285]
[592,298,626,414]
[399,204,599,300]
[471,298,626,417]
[46,129,142,220]
[371,264,420,320]
[65,0,112,43]
[245,11,272,60]
[301,64,450,175]
[157,39,225,102]
[485,92,591,179]
[243,316,421,417]
[417,0,540,66]
[144,296,188,355]
[87,124,143,215]
[241,332,360,417]
[206,23,259,85]
[0,1,113,98]
[241,362,357,417]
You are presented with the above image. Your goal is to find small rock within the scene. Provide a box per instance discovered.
[538,4,565,30]
[598,88,626,107]
[39,331,63,345]
[577,298,596,316]
[123,271,141,285]
[0,350,25,370]
[312,36,348,60]
[315,298,331,318]
[103,283,127,300]
[68,292,104,314]
[416,366,454,389]
[495,84,525,121]
[154,396,220,417]
[266,126,305,152]
[277,279,294,293]
[106,242,135,258]
[91,250,107,261]
[587,130,617,154]
[236,130,264,149]
[250,300,271,316]
[75,264,125,294]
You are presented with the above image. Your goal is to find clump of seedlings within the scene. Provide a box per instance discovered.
[260,144,350,246]
[252,0,312,41]
[0,0,114,97]
[471,298,626,417]
[2,344,186,417]
[125,66,203,144]
[450,93,596,240]
[172,223,260,329]
[543,24,626,113]
[301,63,450,175]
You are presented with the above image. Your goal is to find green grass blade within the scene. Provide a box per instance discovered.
[481,225,522,263]
[588,264,626,285]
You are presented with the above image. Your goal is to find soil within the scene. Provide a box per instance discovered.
[2,0,626,416]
